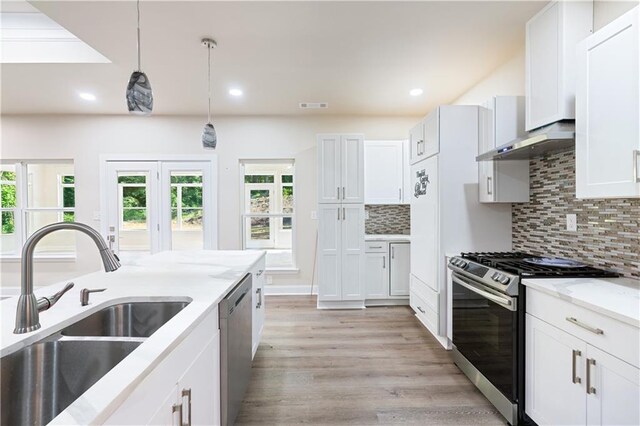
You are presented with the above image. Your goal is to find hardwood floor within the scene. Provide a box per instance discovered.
[236,296,504,425]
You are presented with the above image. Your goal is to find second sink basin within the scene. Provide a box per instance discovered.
[62,301,190,337]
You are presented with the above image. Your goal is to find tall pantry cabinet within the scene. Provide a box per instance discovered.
[317,134,366,308]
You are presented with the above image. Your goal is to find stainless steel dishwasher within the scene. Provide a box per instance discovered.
[219,273,253,426]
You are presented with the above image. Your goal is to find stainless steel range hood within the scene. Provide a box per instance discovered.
[476,121,575,161]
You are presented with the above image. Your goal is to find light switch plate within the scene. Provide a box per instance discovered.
[566,214,577,232]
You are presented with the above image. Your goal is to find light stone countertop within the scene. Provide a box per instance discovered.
[365,234,411,242]
[0,249,265,425]
[522,277,640,328]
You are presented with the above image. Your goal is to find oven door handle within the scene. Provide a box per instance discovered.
[452,273,516,311]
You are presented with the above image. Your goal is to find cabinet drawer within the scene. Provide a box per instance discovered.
[410,274,438,313]
[410,290,438,332]
[527,287,639,367]
[365,241,388,253]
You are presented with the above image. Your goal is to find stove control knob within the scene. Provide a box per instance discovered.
[491,272,500,280]
[499,276,510,285]
[459,260,467,268]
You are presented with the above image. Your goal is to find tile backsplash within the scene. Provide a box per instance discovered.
[512,149,640,279]
[365,204,410,235]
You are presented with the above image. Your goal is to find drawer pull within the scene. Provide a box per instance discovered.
[416,306,426,314]
[369,245,383,249]
[586,358,596,394]
[566,317,604,335]
[572,349,582,384]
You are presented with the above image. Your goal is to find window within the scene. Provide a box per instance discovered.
[240,160,295,270]
[1,161,75,258]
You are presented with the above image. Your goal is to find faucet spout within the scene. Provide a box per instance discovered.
[14,222,121,334]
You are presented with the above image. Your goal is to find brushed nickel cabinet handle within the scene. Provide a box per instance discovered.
[399,188,402,201]
[337,187,340,200]
[566,317,604,335]
[256,287,263,308]
[572,349,582,384]
[392,246,395,259]
[172,403,183,426]
[343,186,345,199]
[343,207,345,219]
[181,389,192,426]
[586,358,596,394]
[487,176,493,195]
[337,207,340,221]
[383,256,385,269]
[417,306,426,314]
[634,150,640,183]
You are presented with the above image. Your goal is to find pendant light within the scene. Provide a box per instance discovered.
[126,0,153,115]
[201,38,217,149]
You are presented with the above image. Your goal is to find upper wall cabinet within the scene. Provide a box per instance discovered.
[318,134,364,204]
[478,96,530,203]
[364,140,410,204]
[409,121,424,165]
[525,1,593,131]
[576,6,640,199]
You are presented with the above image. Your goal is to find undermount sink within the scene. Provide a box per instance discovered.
[61,301,190,337]
[1,339,141,426]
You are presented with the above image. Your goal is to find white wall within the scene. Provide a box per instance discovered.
[0,114,418,289]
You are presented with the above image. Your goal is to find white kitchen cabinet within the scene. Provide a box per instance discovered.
[586,345,640,426]
[409,121,424,165]
[251,259,266,358]
[318,134,364,204]
[526,287,640,426]
[389,242,410,296]
[317,204,365,305]
[525,0,593,131]
[576,6,640,199]
[365,252,388,299]
[422,110,440,159]
[364,141,404,204]
[478,96,530,203]
[105,310,219,426]
[526,314,588,426]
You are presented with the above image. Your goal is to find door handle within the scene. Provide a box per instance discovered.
[487,176,493,195]
[337,207,340,221]
[417,306,425,314]
[343,207,345,220]
[392,246,395,259]
[337,187,340,200]
[566,317,604,335]
[586,358,596,394]
[256,287,262,308]
[634,150,640,183]
[181,389,192,426]
[572,349,582,384]
[383,256,385,269]
[342,186,345,200]
[398,188,402,202]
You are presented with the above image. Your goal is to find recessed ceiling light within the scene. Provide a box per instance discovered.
[229,88,243,97]
[78,92,96,101]
[409,88,424,97]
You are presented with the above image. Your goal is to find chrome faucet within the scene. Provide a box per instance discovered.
[14,222,121,334]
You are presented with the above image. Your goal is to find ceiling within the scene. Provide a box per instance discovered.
[1,1,544,116]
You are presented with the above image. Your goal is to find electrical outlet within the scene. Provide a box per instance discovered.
[566,214,577,232]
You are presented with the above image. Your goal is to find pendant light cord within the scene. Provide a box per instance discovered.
[136,0,141,71]
[207,44,212,124]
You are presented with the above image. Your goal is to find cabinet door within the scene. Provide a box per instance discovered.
[586,344,640,426]
[178,336,219,426]
[422,109,440,159]
[389,243,410,296]
[252,262,266,358]
[364,141,403,204]
[478,105,496,203]
[317,204,342,301]
[341,204,364,300]
[317,134,342,203]
[409,121,424,165]
[525,314,587,426]
[341,135,365,203]
[576,6,640,198]
[365,252,388,299]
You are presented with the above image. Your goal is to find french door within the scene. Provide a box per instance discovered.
[104,160,215,262]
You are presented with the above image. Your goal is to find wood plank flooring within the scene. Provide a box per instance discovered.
[236,296,504,425]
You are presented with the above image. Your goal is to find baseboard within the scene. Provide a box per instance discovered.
[365,298,409,307]
[317,300,366,310]
[264,284,317,296]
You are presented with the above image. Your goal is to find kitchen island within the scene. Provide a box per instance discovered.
[0,249,265,425]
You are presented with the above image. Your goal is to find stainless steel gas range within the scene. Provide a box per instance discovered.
[447,252,618,426]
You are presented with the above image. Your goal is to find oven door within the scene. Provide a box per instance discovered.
[452,271,518,402]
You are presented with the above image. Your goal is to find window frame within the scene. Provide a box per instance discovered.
[1,160,76,260]
[239,159,297,272]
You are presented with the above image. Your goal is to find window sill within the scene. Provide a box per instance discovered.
[265,268,299,275]
[0,255,77,263]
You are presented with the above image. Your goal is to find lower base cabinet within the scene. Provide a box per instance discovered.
[364,241,410,303]
[105,309,220,426]
[526,303,640,426]
[251,259,266,358]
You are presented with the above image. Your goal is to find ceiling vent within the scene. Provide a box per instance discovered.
[299,102,328,109]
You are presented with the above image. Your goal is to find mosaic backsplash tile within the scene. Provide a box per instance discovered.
[365,204,410,235]
[512,149,640,279]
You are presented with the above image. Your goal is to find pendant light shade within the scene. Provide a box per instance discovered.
[126,0,153,115]
[201,38,217,149]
